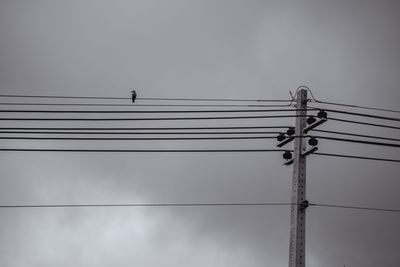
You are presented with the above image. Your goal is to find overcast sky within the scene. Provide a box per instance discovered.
[0,1,400,266]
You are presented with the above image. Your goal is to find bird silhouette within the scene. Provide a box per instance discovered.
[131,90,137,103]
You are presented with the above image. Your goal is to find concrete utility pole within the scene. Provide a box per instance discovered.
[288,89,308,267]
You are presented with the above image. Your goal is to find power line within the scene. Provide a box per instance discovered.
[0,94,128,100]
[311,129,400,142]
[0,114,306,121]
[0,136,278,141]
[315,136,400,148]
[0,131,280,135]
[0,202,294,209]
[0,126,290,131]
[310,107,400,122]
[313,152,400,163]
[0,108,312,114]
[310,203,400,214]
[313,100,400,114]
[0,102,292,108]
[1,201,399,214]
[0,148,287,153]
[329,117,400,130]
[138,97,292,102]
[7,134,399,147]
[0,94,292,103]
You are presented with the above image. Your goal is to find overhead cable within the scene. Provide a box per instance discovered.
[0,94,292,103]
[0,94,128,100]
[310,107,400,122]
[0,114,307,121]
[0,131,280,135]
[315,136,400,148]
[0,202,294,209]
[313,152,400,163]
[1,202,399,213]
[0,108,313,114]
[310,203,400,213]
[0,148,287,153]
[313,100,400,114]
[311,129,400,142]
[0,126,290,131]
[0,102,293,108]
[329,117,400,130]
[0,136,278,141]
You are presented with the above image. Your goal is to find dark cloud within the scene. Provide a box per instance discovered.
[0,1,400,266]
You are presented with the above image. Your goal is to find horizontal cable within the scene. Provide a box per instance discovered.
[0,131,280,135]
[0,136,278,141]
[9,134,394,144]
[0,102,292,108]
[1,202,399,213]
[138,97,292,102]
[0,148,287,153]
[0,202,294,209]
[315,136,400,148]
[0,126,289,131]
[310,107,400,122]
[310,203,400,213]
[314,100,400,114]
[0,94,292,102]
[313,152,400,163]
[0,108,310,114]
[329,117,400,130]
[0,114,306,121]
[0,94,128,100]
[311,129,400,142]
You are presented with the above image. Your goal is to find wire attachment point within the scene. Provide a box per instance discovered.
[300,200,309,210]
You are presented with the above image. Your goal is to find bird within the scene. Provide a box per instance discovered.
[131,90,137,103]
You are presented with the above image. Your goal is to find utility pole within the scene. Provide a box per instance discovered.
[288,89,308,267]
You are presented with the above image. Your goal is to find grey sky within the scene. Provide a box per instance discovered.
[0,1,399,266]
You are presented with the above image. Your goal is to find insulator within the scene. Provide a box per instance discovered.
[308,137,318,146]
[277,133,286,142]
[283,151,292,160]
[307,116,316,125]
[286,127,295,136]
[317,110,327,119]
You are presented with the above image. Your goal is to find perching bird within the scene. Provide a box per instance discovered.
[131,90,137,103]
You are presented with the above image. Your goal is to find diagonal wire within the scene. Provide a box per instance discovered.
[309,107,400,122]
[329,117,400,130]
[313,152,400,163]
[310,203,400,213]
[313,100,400,114]
[311,129,400,142]
[314,136,400,148]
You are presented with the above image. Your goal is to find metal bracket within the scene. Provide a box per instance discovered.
[302,147,318,157]
[303,118,327,133]
[284,159,294,166]
[277,136,295,147]
[284,147,318,166]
